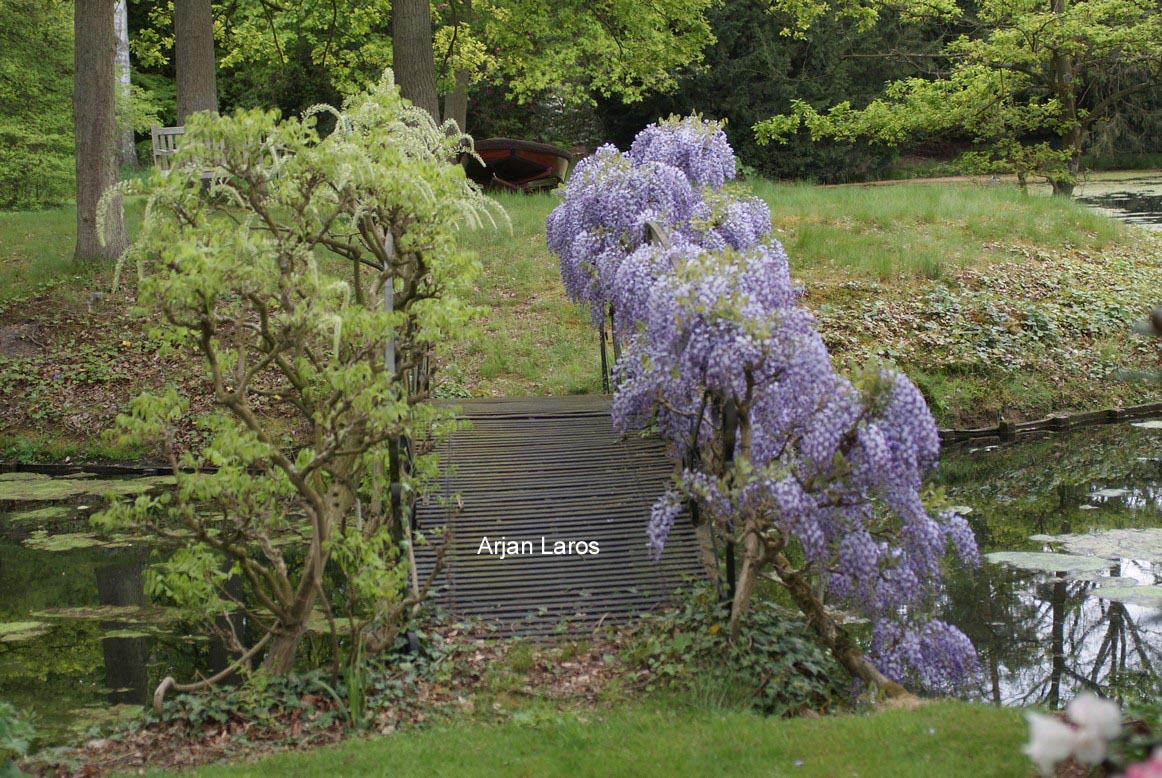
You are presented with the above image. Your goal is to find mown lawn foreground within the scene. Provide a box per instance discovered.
[181,702,1029,778]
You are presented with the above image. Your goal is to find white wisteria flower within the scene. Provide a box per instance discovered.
[1023,694,1123,776]
[1024,712,1080,777]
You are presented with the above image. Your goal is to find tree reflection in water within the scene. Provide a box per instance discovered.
[936,425,1162,708]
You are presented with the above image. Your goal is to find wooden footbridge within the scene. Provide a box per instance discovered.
[413,396,706,636]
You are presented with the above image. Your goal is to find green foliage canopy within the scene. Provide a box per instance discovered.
[755,0,1162,192]
[0,0,73,209]
[129,0,715,130]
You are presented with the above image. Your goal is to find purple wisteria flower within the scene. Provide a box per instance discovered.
[546,145,701,324]
[629,115,737,189]
[547,119,980,695]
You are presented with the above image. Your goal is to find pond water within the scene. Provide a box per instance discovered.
[1070,171,1162,229]
[1,423,1160,743]
[933,423,1162,707]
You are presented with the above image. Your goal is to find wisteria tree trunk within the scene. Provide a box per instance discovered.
[770,553,913,699]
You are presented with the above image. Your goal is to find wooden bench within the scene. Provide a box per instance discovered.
[151,124,281,180]
[150,125,185,172]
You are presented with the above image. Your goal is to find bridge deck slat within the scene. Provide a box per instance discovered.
[414,396,705,636]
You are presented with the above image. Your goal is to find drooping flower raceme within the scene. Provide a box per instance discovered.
[548,118,980,695]
[628,115,737,189]
[547,118,770,329]
[692,188,773,251]
[612,241,979,691]
[546,145,702,324]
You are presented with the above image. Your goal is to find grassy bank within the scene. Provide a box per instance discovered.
[0,181,1158,460]
[449,183,1158,424]
[182,702,1027,778]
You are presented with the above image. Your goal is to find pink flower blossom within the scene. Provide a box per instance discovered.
[1125,749,1162,778]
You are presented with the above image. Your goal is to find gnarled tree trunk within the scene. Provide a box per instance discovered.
[770,552,914,700]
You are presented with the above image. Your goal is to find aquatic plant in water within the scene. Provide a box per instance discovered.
[550,117,980,697]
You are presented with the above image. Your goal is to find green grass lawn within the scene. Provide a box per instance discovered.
[750,180,1123,280]
[0,200,144,306]
[180,702,1029,778]
[0,180,1158,460]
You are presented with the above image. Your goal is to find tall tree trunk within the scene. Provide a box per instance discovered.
[392,0,440,121]
[1048,0,1078,197]
[114,0,136,167]
[175,0,218,123]
[1051,123,1082,197]
[442,69,469,132]
[74,0,128,263]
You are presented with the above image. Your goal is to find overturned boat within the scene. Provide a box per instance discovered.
[461,138,572,192]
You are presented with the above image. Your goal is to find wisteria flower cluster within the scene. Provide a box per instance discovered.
[628,115,737,189]
[548,118,980,695]
[546,118,769,327]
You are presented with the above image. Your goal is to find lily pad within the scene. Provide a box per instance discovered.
[0,475,175,502]
[1089,585,1162,607]
[1029,528,1162,565]
[102,627,162,639]
[32,605,179,625]
[4,505,75,523]
[21,531,134,552]
[0,620,52,642]
[1071,574,1140,586]
[985,551,1114,574]
[66,704,144,735]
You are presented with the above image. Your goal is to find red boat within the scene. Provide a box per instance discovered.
[461,138,572,192]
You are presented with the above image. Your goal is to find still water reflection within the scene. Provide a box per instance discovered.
[1071,171,1162,229]
[934,424,1162,708]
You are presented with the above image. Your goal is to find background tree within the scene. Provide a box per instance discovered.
[74,0,127,261]
[755,0,1162,194]
[115,0,136,167]
[393,0,440,118]
[175,0,218,121]
[444,0,716,126]
[601,0,945,181]
[0,0,74,209]
[130,0,715,132]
